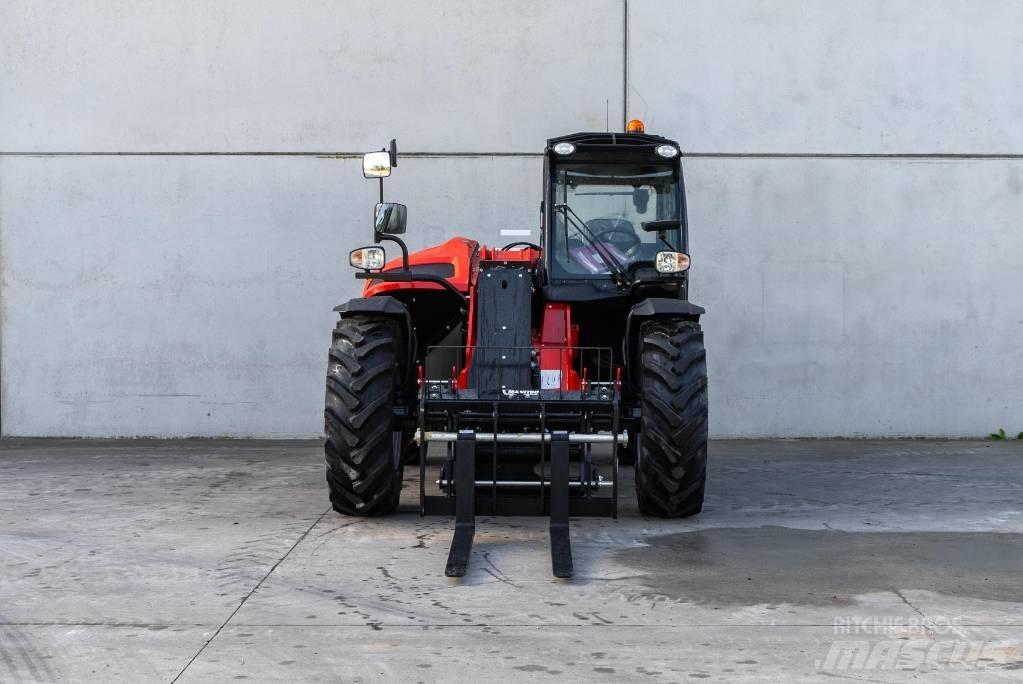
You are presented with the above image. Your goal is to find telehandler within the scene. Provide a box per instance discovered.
[326,122,707,577]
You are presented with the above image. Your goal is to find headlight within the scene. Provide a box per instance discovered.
[655,251,690,273]
[655,144,679,158]
[350,246,385,270]
[553,142,575,155]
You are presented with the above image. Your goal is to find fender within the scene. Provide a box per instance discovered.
[334,294,411,326]
[623,297,706,389]
[334,295,414,386]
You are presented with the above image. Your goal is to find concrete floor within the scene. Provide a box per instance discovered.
[1,440,1021,682]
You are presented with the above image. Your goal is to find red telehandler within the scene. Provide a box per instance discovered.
[325,123,707,577]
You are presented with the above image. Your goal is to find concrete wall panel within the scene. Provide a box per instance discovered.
[1,1,623,153]
[3,2,1022,438]
[5,155,1020,437]
[0,155,539,436]
[687,157,1023,436]
[629,1,1023,153]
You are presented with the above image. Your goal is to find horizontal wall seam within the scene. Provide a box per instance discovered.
[2,151,1023,160]
[0,151,542,158]
[686,152,1023,160]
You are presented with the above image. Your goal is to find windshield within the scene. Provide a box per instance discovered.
[549,164,682,279]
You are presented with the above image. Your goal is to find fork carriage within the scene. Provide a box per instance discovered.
[416,345,622,577]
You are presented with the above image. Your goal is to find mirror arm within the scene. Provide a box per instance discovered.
[377,144,388,203]
[375,233,410,271]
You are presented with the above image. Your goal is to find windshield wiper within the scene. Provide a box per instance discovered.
[553,204,631,287]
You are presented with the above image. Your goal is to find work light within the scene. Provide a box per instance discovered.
[655,251,690,273]
[553,142,575,155]
[655,144,679,158]
[350,246,385,271]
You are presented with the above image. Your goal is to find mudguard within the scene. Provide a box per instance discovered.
[627,298,705,321]
[623,297,706,389]
[334,296,413,384]
[334,294,410,321]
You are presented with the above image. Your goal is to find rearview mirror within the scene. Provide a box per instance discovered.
[641,219,682,232]
[632,188,650,213]
[374,202,407,235]
[363,151,392,178]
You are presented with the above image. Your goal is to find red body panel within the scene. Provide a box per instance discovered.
[478,246,541,264]
[534,303,582,391]
[368,239,584,391]
[362,237,480,297]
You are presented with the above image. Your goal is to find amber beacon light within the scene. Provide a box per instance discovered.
[626,118,645,133]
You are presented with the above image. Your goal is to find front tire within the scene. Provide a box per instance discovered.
[634,319,708,517]
[324,315,405,516]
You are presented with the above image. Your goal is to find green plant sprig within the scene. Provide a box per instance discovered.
[988,428,1023,440]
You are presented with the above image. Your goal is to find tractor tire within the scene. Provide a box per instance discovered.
[634,319,708,518]
[324,315,405,516]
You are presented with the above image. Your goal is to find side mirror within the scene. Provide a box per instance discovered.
[374,202,407,235]
[363,139,398,178]
[363,151,392,178]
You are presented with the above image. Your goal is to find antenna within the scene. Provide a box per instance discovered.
[631,86,650,125]
[606,99,610,132]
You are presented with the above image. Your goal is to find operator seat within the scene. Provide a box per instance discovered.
[585,217,636,237]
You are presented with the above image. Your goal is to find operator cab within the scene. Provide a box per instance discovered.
[541,125,689,302]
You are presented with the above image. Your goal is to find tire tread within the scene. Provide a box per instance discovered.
[635,319,709,517]
[324,315,404,516]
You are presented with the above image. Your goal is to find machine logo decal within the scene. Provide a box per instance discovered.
[501,389,540,399]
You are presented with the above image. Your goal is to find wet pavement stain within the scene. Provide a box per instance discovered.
[615,527,1023,605]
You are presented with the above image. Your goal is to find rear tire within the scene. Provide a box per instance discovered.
[634,319,708,517]
[324,315,405,516]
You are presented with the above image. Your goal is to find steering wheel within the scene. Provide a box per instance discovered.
[502,241,541,250]
[593,225,641,255]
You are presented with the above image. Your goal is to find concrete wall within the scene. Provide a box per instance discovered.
[2,1,1022,437]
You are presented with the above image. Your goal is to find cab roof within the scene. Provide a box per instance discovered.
[545,131,681,163]
[546,131,679,151]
